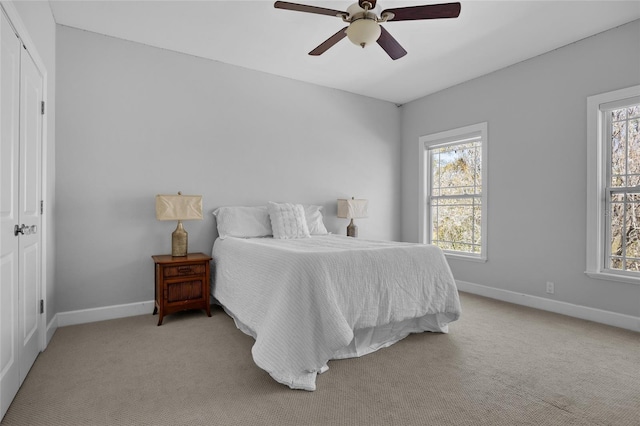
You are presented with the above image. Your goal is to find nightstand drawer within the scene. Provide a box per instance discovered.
[163,264,206,278]
[165,279,204,303]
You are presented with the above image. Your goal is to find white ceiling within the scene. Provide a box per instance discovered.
[49,0,640,105]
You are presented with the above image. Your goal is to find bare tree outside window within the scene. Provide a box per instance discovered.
[429,140,482,255]
[608,104,640,272]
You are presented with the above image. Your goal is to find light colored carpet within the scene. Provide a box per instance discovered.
[2,292,639,425]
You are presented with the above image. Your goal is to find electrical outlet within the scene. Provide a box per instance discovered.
[546,281,555,294]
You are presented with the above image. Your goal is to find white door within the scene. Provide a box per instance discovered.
[0,10,22,418]
[18,35,43,383]
[0,9,43,419]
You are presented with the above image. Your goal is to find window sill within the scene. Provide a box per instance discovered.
[585,270,640,286]
[444,252,487,263]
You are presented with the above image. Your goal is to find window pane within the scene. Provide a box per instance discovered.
[609,256,623,270]
[612,108,626,121]
[611,120,626,187]
[431,199,480,254]
[432,196,479,207]
[608,192,640,272]
[626,259,640,272]
[436,241,454,251]
[609,193,624,266]
[431,142,481,196]
[473,203,482,246]
[628,118,640,186]
[431,155,441,197]
[626,194,640,259]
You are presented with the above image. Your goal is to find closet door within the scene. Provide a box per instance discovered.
[18,40,43,383]
[0,10,43,419]
[0,10,22,418]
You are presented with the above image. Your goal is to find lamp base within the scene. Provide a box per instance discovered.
[346,219,358,238]
[172,221,188,256]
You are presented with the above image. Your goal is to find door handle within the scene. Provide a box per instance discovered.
[14,224,36,236]
[14,224,26,236]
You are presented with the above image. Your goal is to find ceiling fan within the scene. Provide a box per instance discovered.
[274,0,461,60]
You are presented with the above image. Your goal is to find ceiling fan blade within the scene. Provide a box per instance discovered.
[382,2,461,21]
[377,26,407,60]
[274,1,345,18]
[309,27,348,56]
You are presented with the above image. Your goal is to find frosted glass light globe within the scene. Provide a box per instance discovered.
[346,19,381,48]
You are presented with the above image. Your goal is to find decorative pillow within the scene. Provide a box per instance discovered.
[267,202,310,239]
[303,205,329,235]
[213,206,272,239]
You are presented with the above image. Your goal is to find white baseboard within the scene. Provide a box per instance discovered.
[456,280,640,333]
[46,314,58,346]
[50,284,640,333]
[57,300,155,327]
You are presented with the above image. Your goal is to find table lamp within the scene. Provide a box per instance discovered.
[156,192,203,256]
[337,197,369,237]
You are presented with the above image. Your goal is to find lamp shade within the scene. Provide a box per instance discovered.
[156,194,203,221]
[337,198,369,219]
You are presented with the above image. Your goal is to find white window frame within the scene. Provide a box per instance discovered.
[418,122,488,262]
[586,85,640,285]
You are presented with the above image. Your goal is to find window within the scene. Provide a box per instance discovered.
[586,85,640,284]
[419,123,488,261]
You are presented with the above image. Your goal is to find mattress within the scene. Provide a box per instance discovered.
[212,234,461,390]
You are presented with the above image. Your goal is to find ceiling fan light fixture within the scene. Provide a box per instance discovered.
[275,0,461,59]
[346,19,381,48]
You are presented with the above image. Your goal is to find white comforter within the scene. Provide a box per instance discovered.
[212,235,461,390]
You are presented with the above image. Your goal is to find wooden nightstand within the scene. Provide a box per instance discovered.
[152,253,212,326]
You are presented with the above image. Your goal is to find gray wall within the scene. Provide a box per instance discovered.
[56,18,640,321]
[10,1,56,325]
[56,26,401,313]
[400,20,640,317]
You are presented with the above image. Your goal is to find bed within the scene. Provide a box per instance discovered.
[211,203,461,391]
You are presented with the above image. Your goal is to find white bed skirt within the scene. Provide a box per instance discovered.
[221,303,458,390]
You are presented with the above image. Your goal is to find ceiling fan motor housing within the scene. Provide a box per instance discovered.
[358,0,376,10]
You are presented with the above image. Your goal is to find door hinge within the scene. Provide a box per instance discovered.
[40,299,44,314]
[40,200,44,215]
[41,101,45,115]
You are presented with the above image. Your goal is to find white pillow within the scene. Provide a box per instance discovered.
[303,205,328,235]
[213,206,272,239]
[267,202,310,239]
